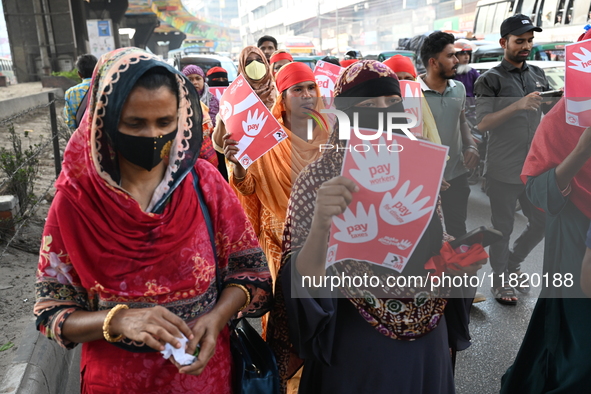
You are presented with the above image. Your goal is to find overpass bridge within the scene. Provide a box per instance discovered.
[2,0,240,83]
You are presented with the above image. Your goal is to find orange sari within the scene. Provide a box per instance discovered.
[229,90,329,285]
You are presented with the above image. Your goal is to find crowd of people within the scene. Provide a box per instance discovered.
[42,13,591,394]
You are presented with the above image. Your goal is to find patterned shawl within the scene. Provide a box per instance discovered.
[238,46,277,109]
[268,60,448,390]
[34,48,272,355]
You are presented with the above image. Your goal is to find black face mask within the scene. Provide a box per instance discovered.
[343,101,407,132]
[115,129,178,171]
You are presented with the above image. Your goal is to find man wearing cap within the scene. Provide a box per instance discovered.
[453,40,480,100]
[474,14,551,305]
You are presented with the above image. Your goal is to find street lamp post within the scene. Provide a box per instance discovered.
[318,0,322,54]
[336,1,339,56]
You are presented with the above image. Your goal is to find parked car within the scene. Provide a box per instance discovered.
[172,54,238,82]
[292,56,323,70]
[470,60,565,90]
[375,50,416,62]
[472,42,570,63]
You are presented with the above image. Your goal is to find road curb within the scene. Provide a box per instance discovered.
[0,323,78,394]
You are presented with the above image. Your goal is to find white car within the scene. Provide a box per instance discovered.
[470,61,565,90]
[173,54,238,83]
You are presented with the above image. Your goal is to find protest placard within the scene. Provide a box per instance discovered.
[565,38,591,127]
[326,130,448,273]
[313,60,342,108]
[219,75,286,169]
[399,80,424,138]
[209,87,227,103]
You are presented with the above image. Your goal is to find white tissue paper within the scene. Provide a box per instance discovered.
[160,334,196,366]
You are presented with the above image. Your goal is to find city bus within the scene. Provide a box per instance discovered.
[474,0,591,42]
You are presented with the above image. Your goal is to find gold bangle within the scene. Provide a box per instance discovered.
[225,283,251,312]
[102,304,129,342]
[233,170,247,182]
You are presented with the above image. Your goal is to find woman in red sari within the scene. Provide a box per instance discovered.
[34,47,272,394]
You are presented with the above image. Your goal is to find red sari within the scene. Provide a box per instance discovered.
[34,48,272,394]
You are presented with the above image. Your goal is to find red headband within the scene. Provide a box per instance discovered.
[275,62,315,92]
[270,52,293,64]
[340,59,358,68]
[383,55,417,78]
[206,66,227,76]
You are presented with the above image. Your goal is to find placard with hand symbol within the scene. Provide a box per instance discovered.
[565,39,591,127]
[326,128,448,273]
[219,75,286,169]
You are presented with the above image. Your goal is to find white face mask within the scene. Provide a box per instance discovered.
[245,60,267,81]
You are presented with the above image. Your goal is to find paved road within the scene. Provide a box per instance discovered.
[57,182,542,394]
[454,182,544,394]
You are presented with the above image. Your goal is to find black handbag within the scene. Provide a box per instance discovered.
[192,168,280,394]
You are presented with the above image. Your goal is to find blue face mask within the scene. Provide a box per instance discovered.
[115,129,178,171]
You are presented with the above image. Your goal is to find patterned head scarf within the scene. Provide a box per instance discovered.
[182,64,214,106]
[181,64,205,79]
[238,46,277,109]
[334,60,401,109]
[268,58,446,390]
[77,47,203,213]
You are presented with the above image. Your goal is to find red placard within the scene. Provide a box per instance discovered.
[209,86,227,103]
[326,130,448,273]
[565,39,591,127]
[313,60,342,108]
[399,80,424,138]
[219,75,286,169]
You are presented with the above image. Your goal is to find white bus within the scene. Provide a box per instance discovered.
[474,0,591,41]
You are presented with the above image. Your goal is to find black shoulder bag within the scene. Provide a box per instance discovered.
[191,168,279,394]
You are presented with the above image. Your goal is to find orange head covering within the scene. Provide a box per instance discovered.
[383,55,417,78]
[270,51,293,65]
[274,62,315,93]
[340,59,358,67]
[238,46,277,109]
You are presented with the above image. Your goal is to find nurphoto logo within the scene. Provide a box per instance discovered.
[307,109,419,153]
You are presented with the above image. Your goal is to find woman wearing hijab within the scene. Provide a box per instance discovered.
[176,65,218,168]
[34,48,272,393]
[182,65,219,128]
[270,60,485,394]
[206,66,229,87]
[212,46,277,184]
[499,30,591,393]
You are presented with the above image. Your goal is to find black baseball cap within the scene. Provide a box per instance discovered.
[500,14,542,37]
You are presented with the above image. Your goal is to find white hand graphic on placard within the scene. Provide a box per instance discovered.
[333,201,378,243]
[568,47,591,73]
[379,180,432,225]
[349,136,400,192]
[396,239,412,250]
[242,109,267,137]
